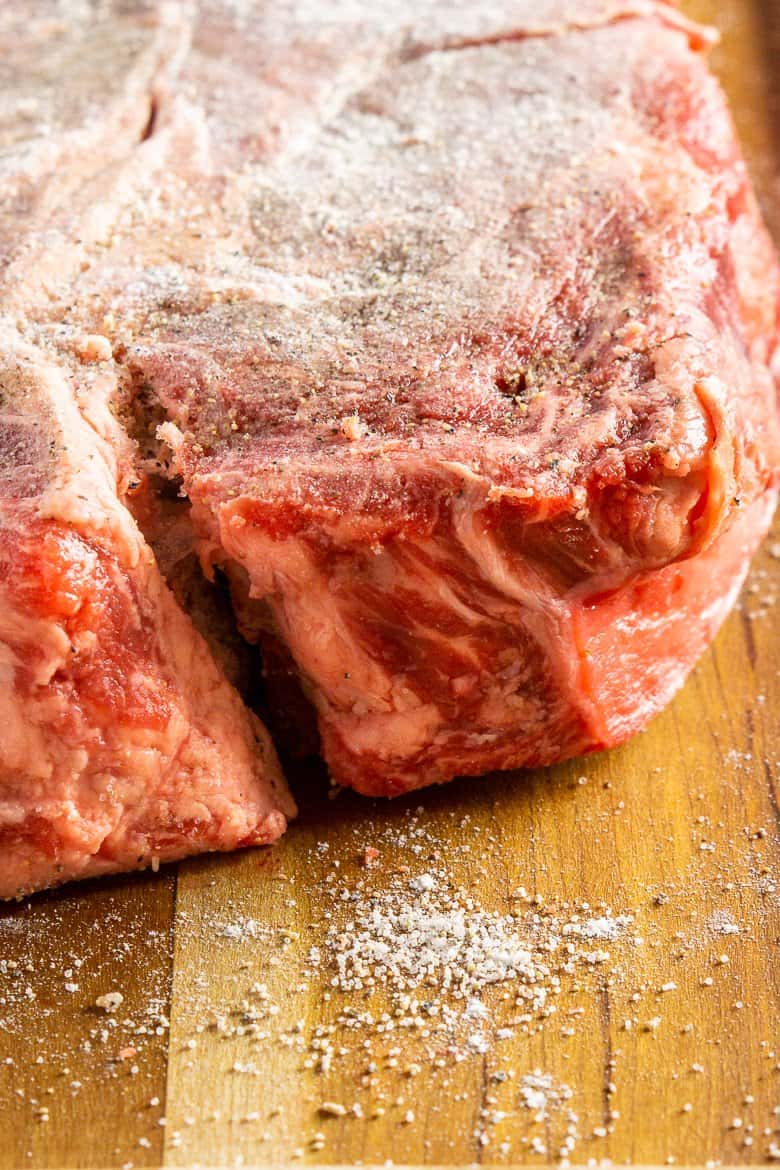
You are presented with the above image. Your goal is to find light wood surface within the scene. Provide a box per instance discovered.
[0,2,778,1166]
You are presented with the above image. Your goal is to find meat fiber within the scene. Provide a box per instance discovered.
[0,324,294,899]
[0,3,295,897]
[1,0,778,846]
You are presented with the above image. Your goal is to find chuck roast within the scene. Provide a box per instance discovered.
[0,0,777,892]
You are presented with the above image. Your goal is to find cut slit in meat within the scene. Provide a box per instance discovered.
[1,0,779,894]
[120,374,313,740]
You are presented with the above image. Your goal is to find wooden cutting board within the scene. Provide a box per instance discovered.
[0,2,778,1166]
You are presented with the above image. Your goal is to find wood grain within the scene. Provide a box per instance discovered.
[0,873,175,1167]
[0,1,778,1166]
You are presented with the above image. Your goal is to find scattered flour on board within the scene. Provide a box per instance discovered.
[1,780,778,1163]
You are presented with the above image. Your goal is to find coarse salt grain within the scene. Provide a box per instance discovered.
[95,992,124,1013]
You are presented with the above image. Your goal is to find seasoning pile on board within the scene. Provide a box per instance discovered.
[2,784,777,1167]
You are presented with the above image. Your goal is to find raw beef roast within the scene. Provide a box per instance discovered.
[0,0,778,891]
